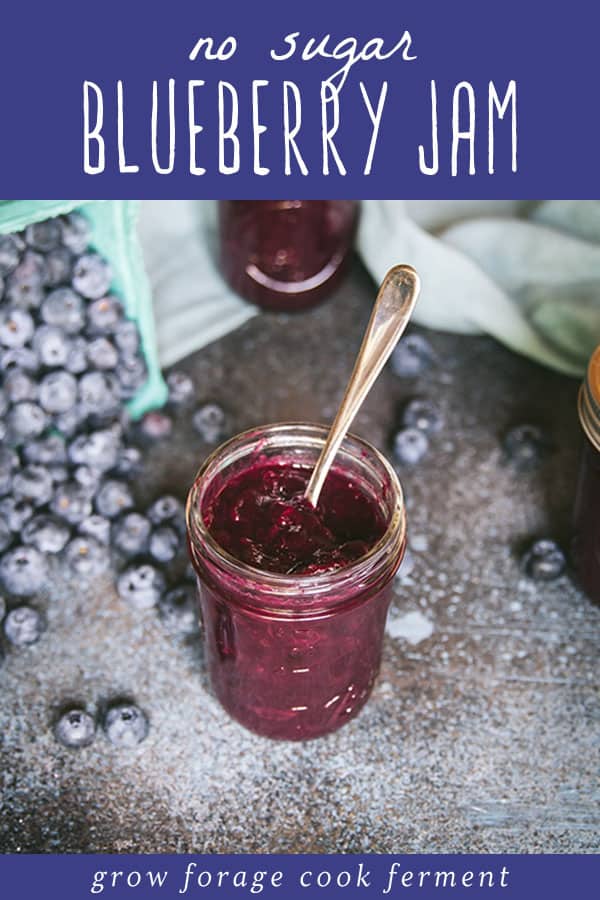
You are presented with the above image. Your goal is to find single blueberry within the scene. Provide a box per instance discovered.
[3,605,45,646]
[112,445,143,480]
[44,246,74,287]
[23,434,67,467]
[86,337,118,371]
[113,320,140,356]
[25,219,62,253]
[54,708,96,749]
[39,371,78,415]
[60,212,91,255]
[0,307,35,348]
[94,480,134,519]
[136,410,172,441]
[392,427,430,466]
[166,370,195,407]
[7,402,48,442]
[3,368,38,404]
[50,482,93,525]
[68,429,120,472]
[5,251,46,308]
[502,424,553,470]
[401,398,444,434]
[390,333,436,378]
[33,325,71,368]
[0,546,48,596]
[117,564,165,609]
[0,497,34,533]
[104,702,149,747]
[116,354,148,400]
[522,538,566,581]
[192,402,229,444]
[22,514,71,554]
[65,336,88,375]
[0,233,24,276]
[78,371,121,421]
[73,465,103,495]
[158,584,198,635]
[111,513,151,558]
[41,287,85,334]
[12,466,54,507]
[78,515,111,546]
[149,525,179,564]
[147,495,185,532]
[72,253,112,299]
[86,296,124,335]
[62,535,110,578]
[0,346,40,373]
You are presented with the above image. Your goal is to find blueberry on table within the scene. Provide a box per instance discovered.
[390,333,436,378]
[7,402,48,442]
[12,466,54,507]
[3,604,45,646]
[72,252,112,300]
[147,495,185,531]
[112,513,151,558]
[25,219,62,253]
[54,708,96,749]
[94,479,134,519]
[60,212,90,255]
[392,427,430,466]
[62,536,110,578]
[33,325,71,368]
[104,702,149,747]
[78,514,111,546]
[166,370,195,407]
[158,584,198,635]
[149,525,180,564]
[137,411,173,441]
[502,424,553,470]
[0,234,24,276]
[22,514,71,554]
[41,287,85,334]
[117,564,166,609]
[0,546,48,596]
[522,538,566,581]
[192,402,229,444]
[50,482,93,525]
[401,398,445,434]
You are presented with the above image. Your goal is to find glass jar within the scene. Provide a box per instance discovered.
[186,422,406,740]
[218,201,359,312]
[573,345,600,605]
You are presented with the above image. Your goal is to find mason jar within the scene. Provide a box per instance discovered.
[186,422,405,740]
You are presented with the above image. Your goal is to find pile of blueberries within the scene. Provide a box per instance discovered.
[0,213,217,748]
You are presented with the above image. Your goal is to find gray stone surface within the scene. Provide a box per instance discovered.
[1,261,599,853]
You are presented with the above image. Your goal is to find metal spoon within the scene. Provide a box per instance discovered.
[304,264,421,507]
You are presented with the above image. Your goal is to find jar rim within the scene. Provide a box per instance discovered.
[185,421,406,607]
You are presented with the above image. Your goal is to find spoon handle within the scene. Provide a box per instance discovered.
[304,264,421,507]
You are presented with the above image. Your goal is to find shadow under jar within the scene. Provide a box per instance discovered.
[218,201,359,311]
[186,423,406,740]
[573,344,600,605]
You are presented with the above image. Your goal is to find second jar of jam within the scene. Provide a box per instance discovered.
[218,201,359,312]
[573,344,600,605]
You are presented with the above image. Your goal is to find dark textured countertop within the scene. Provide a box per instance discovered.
[1,261,599,853]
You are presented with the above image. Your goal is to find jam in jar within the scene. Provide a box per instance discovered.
[573,344,600,605]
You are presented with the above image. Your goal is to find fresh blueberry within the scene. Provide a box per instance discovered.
[39,371,78,415]
[7,402,48,442]
[5,251,46,308]
[86,295,124,335]
[33,325,71,368]
[85,337,118,371]
[54,708,96,749]
[392,427,430,466]
[73,466,102,495]
[116,354,148,400]
[149,525,179,564]
[111,513,151,558]
[158,584,198,635]
[401,398,444,434]
[62,535,110,578]
[94,479,134,519]
[65,336,88,375]
[136,410,172,441]
[0,546,48,596]
[522,538,566,581]
[0,518,12,554]
[112,445,143,480]
[117,563,165,609]
[25,218,62,252]
[78,515,111,545]
[12,466,54,507]
[502,424,553,470]
[0,346,39,373]
[68,429,120,472]
[390,333,436,378]
[147,495,185,532]
[60,212,90,255]
[0,447,22,496]
[72,252,112,299]
[0,307,35,347]
[3,368,38,404]
[166,370,195,407]
[3,605,45,645]
[192,402,229,444]
[78,371,121,421]
[113,320,140,356]
[0,497,34,533]
[50,482,93,525]
[22,514,70,554]
[41,287,85,334]
[104,702,149,747]
[44,246,74,287]
[0,233,24,276]
[23,434,67,467]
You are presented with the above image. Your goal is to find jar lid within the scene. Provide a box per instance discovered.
[579,344,600,451]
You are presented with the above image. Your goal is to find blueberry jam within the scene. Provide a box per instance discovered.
[202,461,386,575]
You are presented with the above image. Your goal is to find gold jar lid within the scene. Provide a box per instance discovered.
[579,344,600,451]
